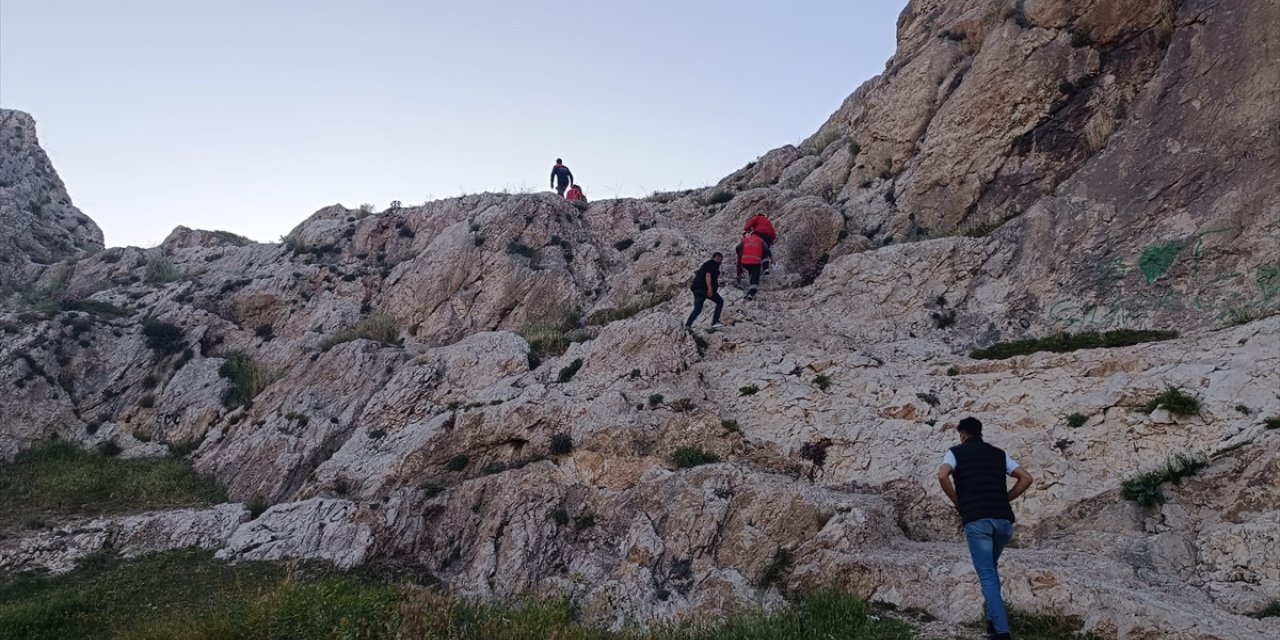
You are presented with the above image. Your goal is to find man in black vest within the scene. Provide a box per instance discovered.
[937,417,1034,640]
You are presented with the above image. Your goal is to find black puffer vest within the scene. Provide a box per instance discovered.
[950,437,1016,524]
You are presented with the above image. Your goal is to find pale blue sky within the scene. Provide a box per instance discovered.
[1,1,904,247]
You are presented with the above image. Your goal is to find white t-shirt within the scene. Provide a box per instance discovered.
[942,449,1020,475]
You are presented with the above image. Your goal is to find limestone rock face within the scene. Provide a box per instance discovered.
[0,109,103,291]
[2,1,1279,638]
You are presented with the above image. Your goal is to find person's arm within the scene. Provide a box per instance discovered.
[1008,467,1033,502]
[705,271,714,296]
[550,168,556,189]
[937,464,958,506]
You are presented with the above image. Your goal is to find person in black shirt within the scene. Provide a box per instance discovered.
[686,252,724,329]
[937,417,1034,640]
[550,159,574,197]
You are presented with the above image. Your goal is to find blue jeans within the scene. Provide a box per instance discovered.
[965,518,1014,634]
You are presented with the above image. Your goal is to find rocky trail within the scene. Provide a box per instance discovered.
[3,0,1279,638]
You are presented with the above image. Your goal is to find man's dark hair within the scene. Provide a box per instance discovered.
[712,252,723,259]
[957,417,983,436]
[556,158,563,164]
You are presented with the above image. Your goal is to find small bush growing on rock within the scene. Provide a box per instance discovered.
[549,433,573,456]
[138,393,156,409]
[814,508,835,528]
[255,323,275,341]
[368,428,387,440]
[142,374,159,389]
[946,366,959,376]
[1265,416,1280,430]
[144,256,181,283]
[1141,386,1200,417]
[648,393,664,408]
[629,368,641,379]
[813,374,831,391]
[519,310,588,360]
[799,440,831,467]
[320,311,401,350]
[757,548,793,589]
[445,455,469,472]
[1070,28,1094,47]
[420,482,444,498]
[142,318,185,356]
[669,398,696,413]
[1234,404,1251,415]
[218,352,279,409]
[550,508,569,526]
[721,420,741,434]
[1226,306,1257,326]
[1065,413,1088,428]
[506,240,534,258]
[970,329,1177,360]
[1122,453,1209,508]
[613,238,634,251]
[557,358,583,383]
[699,188,735,206]
[915,392,940,407]
[572,513,596,531]
[670,446,719,469]
[739,384,760,396]
[246,494,269,519]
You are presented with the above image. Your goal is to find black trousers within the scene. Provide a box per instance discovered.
[744,264,762,296]
[556,182,569,196]
[686,290,723,327]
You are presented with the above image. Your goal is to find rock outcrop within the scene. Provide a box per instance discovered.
[2,1,1279,638]
[0,109,103,292]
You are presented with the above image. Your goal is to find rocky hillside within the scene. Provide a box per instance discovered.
[0,110,103,291]
[1,0,1278,638]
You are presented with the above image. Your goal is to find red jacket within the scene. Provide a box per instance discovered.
[566,186,585,201]
[744,215,776,244]
[738,233,766,265]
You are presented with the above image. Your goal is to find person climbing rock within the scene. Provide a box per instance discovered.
[743,212,776,245]
[686,252,724,329]
[735,231,770,300]
[566,184,586,202]
[550,159,574,197]
[936,417,1034,640]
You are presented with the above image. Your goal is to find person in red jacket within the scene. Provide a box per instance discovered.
[743,213,776,273]
[743,213,776,245]
[566,184,586,202]
[735,231,771,300]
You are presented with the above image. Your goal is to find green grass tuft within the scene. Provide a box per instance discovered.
[141,318,185,356]
[970,329,1177,360]
[738,384,759,396]
[0,441,226,524]
[670,446,719,469]
[1065,413,1088,429]
[1141,386,1200,417]
[557,358,584,383]
[319,312,401,350]
[218,352,279,409]
[1122,453,1209,508]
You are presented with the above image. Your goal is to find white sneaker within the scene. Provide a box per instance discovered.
[711,322,724,329]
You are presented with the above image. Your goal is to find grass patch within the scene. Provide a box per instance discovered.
[698,188,735,207]
[739,384,759,396]
[320,311,401,350]
[0,551,914,640]
[813,374,831,391]
[587,291,671,325]
[670,446,719,469]
[970,329,1177,360]
[557,358,584,383]
[141,318,185,356]
[144,256,180,284]
[1122,453,1209,508]
[549,433,573,456]
[0,441,226,523]
[1065,412,1088,428]
[995,608,1106,640]
[217,352,280,409]
[1141,386,1201,417]
[519,310,588,361]
[60,298,129,318]
[915,392,940,408]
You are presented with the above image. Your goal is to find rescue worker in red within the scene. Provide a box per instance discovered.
[735,231,771,300]
[743,213,776,273]
[566,184,586,202]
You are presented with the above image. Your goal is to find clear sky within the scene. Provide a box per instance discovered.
[0,1,904,247]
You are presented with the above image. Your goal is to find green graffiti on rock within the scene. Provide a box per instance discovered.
[1138,240,1184,284]
[1259,264,1280,302]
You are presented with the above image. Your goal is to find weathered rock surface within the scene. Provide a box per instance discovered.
[2,1,1279,638]
[0,109,103,292]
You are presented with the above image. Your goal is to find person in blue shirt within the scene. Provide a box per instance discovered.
[550,159,574,197]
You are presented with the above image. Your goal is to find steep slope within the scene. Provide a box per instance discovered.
[0,110,104,291]
[2,0,1279,638]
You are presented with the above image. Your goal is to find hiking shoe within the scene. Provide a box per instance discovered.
[710,322,724,329]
